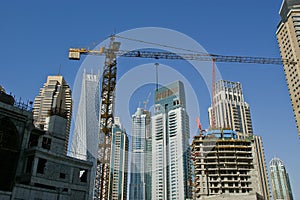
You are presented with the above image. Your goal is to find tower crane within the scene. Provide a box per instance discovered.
[68,35,296,200]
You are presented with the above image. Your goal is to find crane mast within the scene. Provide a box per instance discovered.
[94,36,120,200]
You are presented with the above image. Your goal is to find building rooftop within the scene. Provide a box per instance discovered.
[0,91,15,106]
[279,0,300,22]
[269,157,285,167]
[0,85,5,93]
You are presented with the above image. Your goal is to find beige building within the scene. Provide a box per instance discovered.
[276,0,300,137]
[253,135,271,200]
[200,80,270,200]
[33,75,72,153]
[208,80,253,139]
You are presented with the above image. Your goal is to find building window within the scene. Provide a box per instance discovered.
[37,158,47,174]
[26,156,34,173]
[28,134,39,148]
[60,173,66,179]
[42,137,51,150]
[79,169,87,182]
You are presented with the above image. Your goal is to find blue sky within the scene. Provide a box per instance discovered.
[1,0,299,199]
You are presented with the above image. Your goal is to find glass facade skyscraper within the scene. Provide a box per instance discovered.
[269,157,294,200]
[70,70,100,161]
[151,81,192,200]
[129,108,151,200]
[70,70,100,199]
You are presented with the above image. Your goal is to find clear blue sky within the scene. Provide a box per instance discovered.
[1,0,299,199]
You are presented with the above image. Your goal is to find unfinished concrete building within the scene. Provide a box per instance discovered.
[0,90,93,200]
[191,129,268,200]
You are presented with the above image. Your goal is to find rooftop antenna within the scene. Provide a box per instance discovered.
[155,63,159,91]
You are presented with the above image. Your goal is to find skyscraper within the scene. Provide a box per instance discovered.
[253,135,271,200]
[276,0,300,137]
[70,70,100,160]
[70,70,100,198]
[33,75,72,153]
[108,118,129,200]
[151,81,192,200]
[269,157,294,200]
[208,80,253,138]
[129,108,151,200]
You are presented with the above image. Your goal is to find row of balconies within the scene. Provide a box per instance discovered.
[202,154,252,158]
[193,160,253,165]
[208,186,251,191]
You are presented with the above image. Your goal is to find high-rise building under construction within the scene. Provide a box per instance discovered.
[276,0,300,137]
[192,79,270,199]
[191,130,269,200]
[33,75,72,153]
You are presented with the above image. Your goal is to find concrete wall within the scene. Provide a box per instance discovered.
[198,193,264,200]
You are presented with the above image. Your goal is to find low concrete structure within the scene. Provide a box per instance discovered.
[0,91,93,200]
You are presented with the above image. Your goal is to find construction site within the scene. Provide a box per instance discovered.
[0,0,299,200]
[67,33,292,199]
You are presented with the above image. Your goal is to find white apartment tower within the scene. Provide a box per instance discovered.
[129,108,151,200]
[208,80,253,138]
[151,81,192,200]
[108,118,129,200]
[33,75,72,153]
